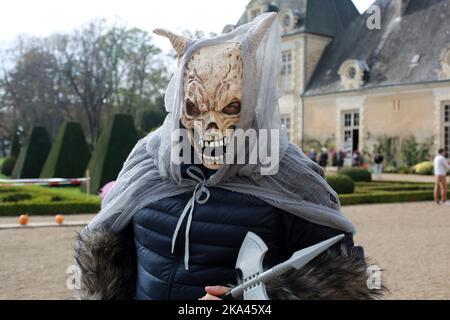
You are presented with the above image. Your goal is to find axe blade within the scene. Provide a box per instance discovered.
[235,232,268,278]
[235,232,269,300]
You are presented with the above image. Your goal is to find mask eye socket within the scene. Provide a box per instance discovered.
[222,100,241,116]
[186,99,200,117]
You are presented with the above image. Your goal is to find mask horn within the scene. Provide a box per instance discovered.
[247,12,277,54]
[153,28,188,59]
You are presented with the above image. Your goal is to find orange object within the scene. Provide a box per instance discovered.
[55,214,64,225]
[19,214,29,225]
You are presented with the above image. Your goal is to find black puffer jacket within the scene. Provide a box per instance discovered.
[133,186,354,300]
[75,164,382,300]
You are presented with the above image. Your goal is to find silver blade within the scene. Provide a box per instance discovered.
[229,234,345,300]
[287,234,345,270]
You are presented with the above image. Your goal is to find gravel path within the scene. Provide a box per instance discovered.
[0,203,449,300]
[344,202,450,299]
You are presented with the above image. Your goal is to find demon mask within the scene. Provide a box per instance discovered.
[154,18,272,170]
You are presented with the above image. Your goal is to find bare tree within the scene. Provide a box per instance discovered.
[0,19,170,147]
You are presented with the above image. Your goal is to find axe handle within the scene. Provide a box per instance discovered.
[220,290,236,300]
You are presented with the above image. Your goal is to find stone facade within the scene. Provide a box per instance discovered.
[228,0,450,163]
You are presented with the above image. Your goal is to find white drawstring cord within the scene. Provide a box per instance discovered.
[171,166,210,270]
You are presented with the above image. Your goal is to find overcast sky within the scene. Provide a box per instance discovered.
[0,0,376,50]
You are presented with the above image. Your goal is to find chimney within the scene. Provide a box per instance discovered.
[394,0,410,18]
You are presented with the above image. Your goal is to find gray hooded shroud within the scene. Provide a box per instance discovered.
[87,13,356,236]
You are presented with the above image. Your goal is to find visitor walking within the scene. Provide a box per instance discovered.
[307,148,317,163]
[352,150,362,167]
[336,149,345,171]
[373,153,384,180]
[331,149,337,167]
[318,148,329,169]
[433,148,450,205]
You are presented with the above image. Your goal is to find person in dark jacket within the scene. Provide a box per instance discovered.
[132,164,355,300]
[74,13,384,301]
[373,153,384,179]
[318,148,329,169]
[307,148,318,163]
[336,149,345,171]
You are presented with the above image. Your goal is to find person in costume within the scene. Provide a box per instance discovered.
[75,13,383,300]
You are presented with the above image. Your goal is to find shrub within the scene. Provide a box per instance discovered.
[339,190,440,206]
[400,136,433,167]
[51,196,64,202]
[1,156,17,176]
[397,166,412,174]
[83,114,138,194]
[326,175,355,194]
[413,161,434,175]
[0,201,100,216]
[372,136,400,166]
[11,127,52,179]
[2,194,32,202]
[383,165,398,173]
[40,122,91,179]
[338,168,372,182]
[0,186,100,216]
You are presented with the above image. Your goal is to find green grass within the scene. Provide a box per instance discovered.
[0,185,100,216]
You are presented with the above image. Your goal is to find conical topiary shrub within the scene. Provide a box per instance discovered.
[40,122,91,179]
[11,127,52,179]
[83,114,138,194]
[1,129,21,176]
[10,129,21,157]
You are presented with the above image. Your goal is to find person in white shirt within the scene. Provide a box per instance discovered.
[433,148,450,205]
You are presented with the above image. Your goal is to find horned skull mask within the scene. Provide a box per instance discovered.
[181,43,243,170]
[154,16,274,170]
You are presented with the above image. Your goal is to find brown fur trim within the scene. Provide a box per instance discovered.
[265,246,388,300]
[74,227,136,300]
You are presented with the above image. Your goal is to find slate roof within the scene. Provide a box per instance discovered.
[305,0,450,96]
[235,0,359,38]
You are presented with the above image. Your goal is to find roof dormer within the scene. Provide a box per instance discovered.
[246,0,268,22]
[338,59,369,90]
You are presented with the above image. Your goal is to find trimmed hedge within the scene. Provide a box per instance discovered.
[326,175,355,194]
[339,190,442,206]
[83,114,138,194]
[40,122,91,178]
[1,156,17,176]
[11,127,52,179]
[338,168,372,182]
[0,201,100,216]
[0,186,100,216]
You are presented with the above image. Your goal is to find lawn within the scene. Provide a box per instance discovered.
[339,181,439,205]
[0,185,100,216]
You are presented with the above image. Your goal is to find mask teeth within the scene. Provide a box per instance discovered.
[199,136,229,149]
[201,154,225,165]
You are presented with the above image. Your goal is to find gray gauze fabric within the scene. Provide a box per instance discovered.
[87,13,356,235]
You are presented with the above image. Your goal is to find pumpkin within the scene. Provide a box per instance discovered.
[55,214,64,225]
[19,214,29,225]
